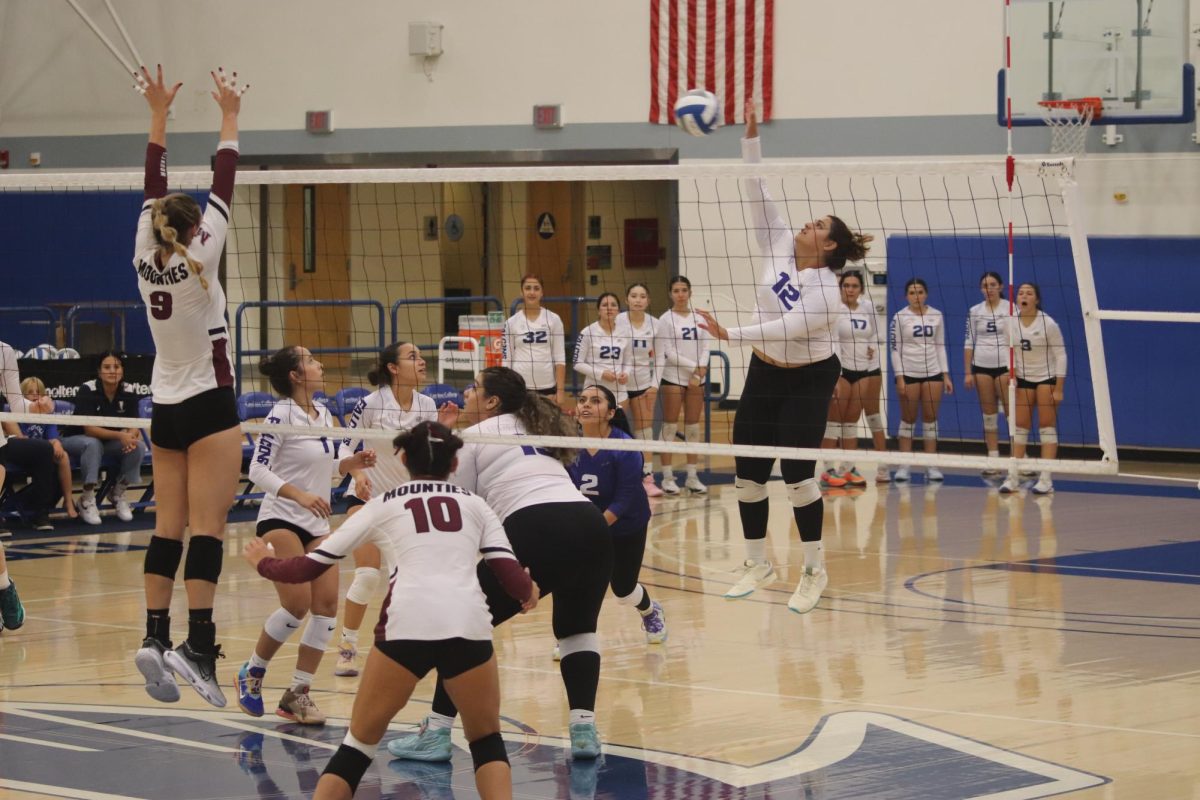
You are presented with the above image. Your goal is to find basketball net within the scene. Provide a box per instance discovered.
[1038,98,1101,156]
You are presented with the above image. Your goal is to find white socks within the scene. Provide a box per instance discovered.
[745,538,767,564]
[803,541,824,572]
[570,709,596,725]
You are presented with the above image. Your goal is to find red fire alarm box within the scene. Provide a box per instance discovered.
[0,150,9,169]
[624,218,660,268]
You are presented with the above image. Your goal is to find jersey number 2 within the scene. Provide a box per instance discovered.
[404,496,463,533]
[149,291,173,320]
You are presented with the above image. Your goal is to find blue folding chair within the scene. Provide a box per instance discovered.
[332,387,370,427]
[421,383,464,411]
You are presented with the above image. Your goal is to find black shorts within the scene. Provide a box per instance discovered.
[625,388,650,400]
[374,638,493,680]
[344,493,367,509]
[533,386,558,397]
[971,365,1010,378]
[150,387,239,451]
[256,518,321,549]
[1017,377,1057,390]
[660,379,689,389]
[841,367,881,384]
[901,373,944,384]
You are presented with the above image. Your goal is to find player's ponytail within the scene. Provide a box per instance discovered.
[393,421,463,479]
[827,216,874,271]
[478,366,578,466]
[152,193,207,290]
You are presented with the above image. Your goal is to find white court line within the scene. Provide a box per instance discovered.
[0,732,100,752]
[0,708,236,754]
[0,780,142,800]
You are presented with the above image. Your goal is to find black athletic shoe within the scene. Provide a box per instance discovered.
[165,641,227,708]
[30,514,54,532]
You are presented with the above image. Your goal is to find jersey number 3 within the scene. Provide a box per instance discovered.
[149,291,173,321]
[404,496,463,533]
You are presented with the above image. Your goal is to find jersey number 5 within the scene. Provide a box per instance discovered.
[149,291,173,320]
[404,496,463,533]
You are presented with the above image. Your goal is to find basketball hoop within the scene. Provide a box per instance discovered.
[1037,97,1103,156]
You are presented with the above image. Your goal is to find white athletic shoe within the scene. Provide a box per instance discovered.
[893,466,911,483]
[79,495,101,526]
[875,465,892,483]
[998,476,1020,494]
[642,474,664,498]
[112,484,134,523]
[1031,478,1054,495]
[660,476,681,496]
[164,641,227,708]
[787,566,828,614]
[724,559,776,598]
[135,637,180,703]
[683,475,707,494]
[927,467,945,482]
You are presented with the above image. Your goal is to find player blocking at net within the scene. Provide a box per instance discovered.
[696,101,873,615]
[132,65,248,707]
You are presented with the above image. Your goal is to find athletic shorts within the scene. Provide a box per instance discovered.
[533,387,558,397]
[150,387,239,451]
[901,373,944,384]
[660,379,689,389]
[374,638,493,680]
[1016,377,1057,390]
[344,493,367,509]
[971,365,1009,378]
[625,387,650,400]
[841,367,881,384]
[256,518,321,549]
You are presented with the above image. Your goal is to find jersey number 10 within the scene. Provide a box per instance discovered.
[403,496,463,533]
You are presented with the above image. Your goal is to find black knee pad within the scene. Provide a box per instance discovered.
[469,732,509,771]
[183,535,224,583]
[322,743,373,793]
[144,536,184,579]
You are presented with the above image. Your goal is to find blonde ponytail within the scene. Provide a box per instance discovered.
[152,195,208,290]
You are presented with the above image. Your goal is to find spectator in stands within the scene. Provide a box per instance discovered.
[0,417,59,532]
[60,351,146,525]
[19,378,78,519]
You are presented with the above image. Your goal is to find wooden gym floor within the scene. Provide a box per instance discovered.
[1,469,1198,799]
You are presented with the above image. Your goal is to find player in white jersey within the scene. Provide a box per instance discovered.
[244,421,534,800]
[617,283,667,496]
[573,292,632,404]
[695,103,874,615]
[131,65,247,709]
[890,278,954,483]
[820,270,889,487]
[964,271,1012,471]
[235,346,376,725]
[1001,283,1067,495]
[388,366,612,762]
[331,341,452,677]
[500,274,566,404]
[657,276,712,495]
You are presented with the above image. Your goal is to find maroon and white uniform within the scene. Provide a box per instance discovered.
[133,141,239,404]
[256,480,531,641]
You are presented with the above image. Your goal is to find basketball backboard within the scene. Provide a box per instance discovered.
[998,0,1195,126]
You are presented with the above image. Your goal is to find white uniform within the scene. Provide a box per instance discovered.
[501,309,566,391]
[1,341,32,448]
[658,309,712,386]
[616,312,665,393]
[305,481,516,641]
[133,143,238,404]
[250,399,343,536]
[721,136,842,366]
[1014,311,1067,383]
[452,413,588,522]
[342,386,438,501]
[835,301,882,372]
[965,301,1010,370]
[573,321,632,402]
[890,306,950,379]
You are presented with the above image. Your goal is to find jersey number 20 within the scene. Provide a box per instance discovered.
[404,496,463,533]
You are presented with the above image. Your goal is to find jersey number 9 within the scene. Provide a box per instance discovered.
[149,291,173,320]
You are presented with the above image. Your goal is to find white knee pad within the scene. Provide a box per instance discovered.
[264,607,305,644]
[616,585,646,607]
[1039,426,1058,444]
[824,421,840,441]
[982,413,999,433]
[839,422,857,442]
[345,567,380,605]
[660,423,678,443]
[735,477,769,503]
[685,423,702,443]
[636,427,653,442]
[557,632,601,658]
[898,420,915,439]
[1014,427,1029,446]
[300,614,337,652]
[865,413,884,434]
[923,421,938,442]
[786,478,821,508]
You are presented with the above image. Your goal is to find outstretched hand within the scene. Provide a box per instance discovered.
[695,307,729,341]
[243,538,273,568]
[210,67,248,115]
[135,64,182,114]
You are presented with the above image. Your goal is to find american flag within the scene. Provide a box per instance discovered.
[649,0,774,126]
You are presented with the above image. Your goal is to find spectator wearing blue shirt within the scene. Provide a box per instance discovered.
[567,385,666,645]
[20,377,77,520]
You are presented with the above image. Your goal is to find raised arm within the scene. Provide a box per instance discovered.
[138,65,181,203]
[740,102,792,256]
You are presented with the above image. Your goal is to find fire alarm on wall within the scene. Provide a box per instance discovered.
[408,22,444,57]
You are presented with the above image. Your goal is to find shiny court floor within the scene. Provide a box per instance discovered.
[2,471,1198,799]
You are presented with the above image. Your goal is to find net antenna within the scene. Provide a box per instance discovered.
[1038,97,1102,156]
[63,0,145,78]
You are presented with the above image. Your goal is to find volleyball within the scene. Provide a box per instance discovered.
[673,90,721,136]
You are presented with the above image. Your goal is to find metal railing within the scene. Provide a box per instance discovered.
[65,301,144,351]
